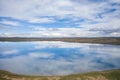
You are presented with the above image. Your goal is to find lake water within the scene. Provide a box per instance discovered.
[0,41,120,76]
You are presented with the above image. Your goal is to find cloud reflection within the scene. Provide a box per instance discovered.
[0,41,120,76]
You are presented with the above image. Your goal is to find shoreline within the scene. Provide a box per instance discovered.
[0,69,120,80]
[0,37,120,45]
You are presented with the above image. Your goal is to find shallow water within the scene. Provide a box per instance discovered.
[0,41,120,76]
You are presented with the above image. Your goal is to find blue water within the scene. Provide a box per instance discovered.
[0,41,120,76]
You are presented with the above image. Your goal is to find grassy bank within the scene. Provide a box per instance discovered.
[0,69,120,80]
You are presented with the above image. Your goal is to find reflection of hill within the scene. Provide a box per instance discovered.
[0,37,120,45]
[0,69,120,80]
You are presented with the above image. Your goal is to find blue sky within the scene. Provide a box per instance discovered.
[0,0,120,37]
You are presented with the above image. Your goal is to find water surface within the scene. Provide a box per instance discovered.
[0,41,120,76]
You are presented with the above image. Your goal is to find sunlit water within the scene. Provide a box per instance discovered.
[0,41,120,76]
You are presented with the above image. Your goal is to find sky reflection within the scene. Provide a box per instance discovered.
[0,41,120,76]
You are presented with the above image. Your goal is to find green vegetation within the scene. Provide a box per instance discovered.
[0,69,120,80]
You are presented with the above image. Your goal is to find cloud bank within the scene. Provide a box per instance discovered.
[0,0,120,37]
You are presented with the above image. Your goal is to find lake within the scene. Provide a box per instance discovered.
[0,41,120,76]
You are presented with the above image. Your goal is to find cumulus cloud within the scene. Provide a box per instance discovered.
[0,0,120,37]
[0,0,118,19]
[28,18,55,23]
[0,0,94,19]
[0,28,103,37]
[0,0,119,20]
[0,26,119,37]
[0,20,19,26]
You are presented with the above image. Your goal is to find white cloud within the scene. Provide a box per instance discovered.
[0,27,102,37]
[0,20,19,26]
[80,18,120,37]
[0,0,119,23]
[109,0,120,3]
[0,0,120,37]
[110,32,120,36]
[32,27,103,37]
[0,26,119,37]
[28,18,55,23]
[0,0,111,20]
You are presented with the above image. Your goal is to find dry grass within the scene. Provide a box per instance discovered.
[0,69,120,80]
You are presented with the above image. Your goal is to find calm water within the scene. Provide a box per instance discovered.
[0,41,120,76]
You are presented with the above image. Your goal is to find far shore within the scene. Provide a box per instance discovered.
[0,37,120,45]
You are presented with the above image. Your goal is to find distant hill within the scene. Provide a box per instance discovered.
[0,37,120,45]
[0,69,120,80]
